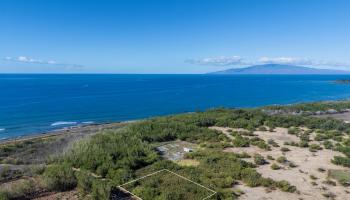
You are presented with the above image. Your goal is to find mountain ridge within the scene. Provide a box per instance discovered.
[209,64,350,74]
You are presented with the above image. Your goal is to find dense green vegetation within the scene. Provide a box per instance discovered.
[43,163,77,191]
[264,101,350,113]
[2,101,350,199]
[124,173,213,200]
[40,109,301,199]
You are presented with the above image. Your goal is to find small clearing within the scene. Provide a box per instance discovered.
[176,159,200,167]
[156,140,198,161]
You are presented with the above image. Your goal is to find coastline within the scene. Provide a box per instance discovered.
[0,121,131,145]
[3,100,350,145]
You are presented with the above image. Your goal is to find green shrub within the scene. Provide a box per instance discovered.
[239,131,255,136]
[309,144,322,152]
[323,140,333,149]
[250,138,270,150]
[235,152,251,158]
[232,136,250,147]
[0,179,36,199]
[271,163,281,170]
[309,175,318,180]
[288,127,299,135]
[266,155,274,160]
[277,180,296,193]
[328,169,350,186]
[322,192,336,199]
[288,162,297,168]
[43,163,77,191]
[267,139,279,147]
[299,133,310,142]
[91,180,111,200]
[0,192,9,200]
[314,133,327,141]
[343,138,350,146]
[317,167,326,173]
[240,168,263,187]
[331,156,350,167]
[276,156,287,164]
[335,145,350,157]
[311,181,317,186]
[280,147,290,152]
[323,179,336,186]
[76,170,95,195]
[298,140,309,148]
[0,165,10,178]
[258,126,267,131]
[31,165,46,175]
[254,154,267,165]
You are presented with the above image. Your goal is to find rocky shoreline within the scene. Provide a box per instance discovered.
[0,122,128,145]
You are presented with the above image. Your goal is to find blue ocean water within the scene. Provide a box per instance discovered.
[1,74,350,139]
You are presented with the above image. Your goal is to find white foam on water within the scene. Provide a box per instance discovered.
[51,121,77,126]
[0,128,5,131]
[82,121,94,124]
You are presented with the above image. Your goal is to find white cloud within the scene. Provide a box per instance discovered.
[187,56,350,68]
[4,56,83,68]
[186,56,245,66]
[258,57,315,65]
[258,57,350,67]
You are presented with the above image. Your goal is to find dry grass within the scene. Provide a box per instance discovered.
[176,159,200,167]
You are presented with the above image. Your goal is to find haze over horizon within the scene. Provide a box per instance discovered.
[2,0,350,74]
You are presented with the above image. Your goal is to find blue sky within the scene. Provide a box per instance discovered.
[1,0,350,73]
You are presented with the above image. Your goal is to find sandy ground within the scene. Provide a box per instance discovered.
[234,183,302,200]
[211,126,350,200]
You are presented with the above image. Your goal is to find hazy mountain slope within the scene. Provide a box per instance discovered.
[209,64,350,74]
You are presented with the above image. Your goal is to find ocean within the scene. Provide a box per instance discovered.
[1,74,350,139]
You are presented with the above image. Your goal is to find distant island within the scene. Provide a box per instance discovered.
[209,64,350,75]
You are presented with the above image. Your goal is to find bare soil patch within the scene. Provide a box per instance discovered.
[214,126,350,200]
[33,190,80,200]
[314,111,350,123]
[156,140,198,161]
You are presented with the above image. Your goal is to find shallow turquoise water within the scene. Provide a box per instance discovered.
[1,74,350,138]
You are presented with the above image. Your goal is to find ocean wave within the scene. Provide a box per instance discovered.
[0,128,5,131]
[51,121,78,126]
[82,121,94,124]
